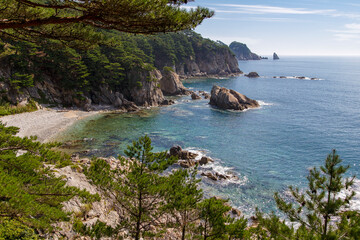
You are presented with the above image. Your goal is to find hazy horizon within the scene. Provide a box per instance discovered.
[187,0,360,56]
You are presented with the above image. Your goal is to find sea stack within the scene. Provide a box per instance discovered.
[273,52,280,60]
[209,85,259,111]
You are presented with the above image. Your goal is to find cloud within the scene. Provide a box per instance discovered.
[208,4,360,20]
[331,23,360,41]
[211,4,335,15]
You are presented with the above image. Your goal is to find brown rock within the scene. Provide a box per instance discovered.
[191,92,202,100]
[198,156,214,165]
[209,85,259,111]
[179,160,196,168]
[201,172,218,181]
[216,172,229,180]
[231,208,242,217]
[160,69,188,95]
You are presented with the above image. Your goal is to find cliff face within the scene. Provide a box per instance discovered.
[174,44,241,78]
[229,41,261,60]
[0,31,241,110]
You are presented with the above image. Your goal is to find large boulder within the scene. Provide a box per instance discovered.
[209,85,259,111]
[160,69,188,95]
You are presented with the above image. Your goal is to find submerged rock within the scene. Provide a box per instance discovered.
[209,85,259,111]
[191,92,202,100]
[245,72,260,78]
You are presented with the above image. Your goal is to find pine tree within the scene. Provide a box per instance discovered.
[197,197,232,240]
[254,150,359,240]
[0,122,97,236]
[163,168,203,240]
[85,135,176,240]
[0,0,213,45]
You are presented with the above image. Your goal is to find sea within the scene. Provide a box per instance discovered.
[56,56,360,216]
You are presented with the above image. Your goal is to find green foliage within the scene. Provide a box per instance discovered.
[164,168,203,240]
[0,0,213,46]
[255,150,359,240]
[73,218,116,240]
[0,30,234,105]
[85,135,176,240]
[197,197,232,240]
[0,218,37,240]
[0,99,37,116]
[163,66,175,72]
[0,122,97,234]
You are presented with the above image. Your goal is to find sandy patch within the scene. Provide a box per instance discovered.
[0,109,99,142]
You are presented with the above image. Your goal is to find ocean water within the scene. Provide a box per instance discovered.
[57,57,360,216]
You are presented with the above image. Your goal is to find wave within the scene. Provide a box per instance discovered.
[257,100,274,106]
[272,76,325,81]
[185,147,248,185]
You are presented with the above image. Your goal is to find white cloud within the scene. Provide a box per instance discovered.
[208,4,360,20]
[331,23,360,41]
[211,4,335,15]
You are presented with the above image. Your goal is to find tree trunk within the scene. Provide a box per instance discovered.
[181,225,186,240]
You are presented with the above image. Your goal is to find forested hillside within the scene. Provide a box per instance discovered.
[0,30,240,110]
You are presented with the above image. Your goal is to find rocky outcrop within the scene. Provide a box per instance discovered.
[229,42,261,60]
[245,72,260,78]
[128,69,164,107]
[159,69,188,96]
[273,52,280,60]
[209,85,259,111]
[191,92,201,100]
[169,146,198,160]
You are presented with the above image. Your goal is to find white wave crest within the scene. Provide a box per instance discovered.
[257,100,274,106]
[185,147,248,185]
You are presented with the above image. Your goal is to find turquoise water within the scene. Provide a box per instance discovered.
[58,57,360,215]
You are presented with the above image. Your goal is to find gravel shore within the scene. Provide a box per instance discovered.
[0,109,99,142]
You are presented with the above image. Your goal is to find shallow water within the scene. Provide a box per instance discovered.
[57,57,360,216]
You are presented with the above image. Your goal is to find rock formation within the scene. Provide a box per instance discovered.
[191,92,202,100]
[245,72,260,78]
[209,85,259,111]
[229,42,261,60]
[128,69,165,107]
[159,69,188,95]
[273,52,280,60]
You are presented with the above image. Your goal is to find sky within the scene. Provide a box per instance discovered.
[186,0,360,56]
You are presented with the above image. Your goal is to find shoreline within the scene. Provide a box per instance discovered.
[0,108,101,143]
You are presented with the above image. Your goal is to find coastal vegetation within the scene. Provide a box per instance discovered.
[1,126,359,239]
[0,30,238,109]
[0,99,37,116]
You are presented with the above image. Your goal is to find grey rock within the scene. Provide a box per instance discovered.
[245,72,260,78]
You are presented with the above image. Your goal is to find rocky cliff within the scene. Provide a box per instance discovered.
[229,41,261,60]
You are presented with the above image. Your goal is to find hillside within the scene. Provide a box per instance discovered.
[0,31,241,110]
[229,41,261,60]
